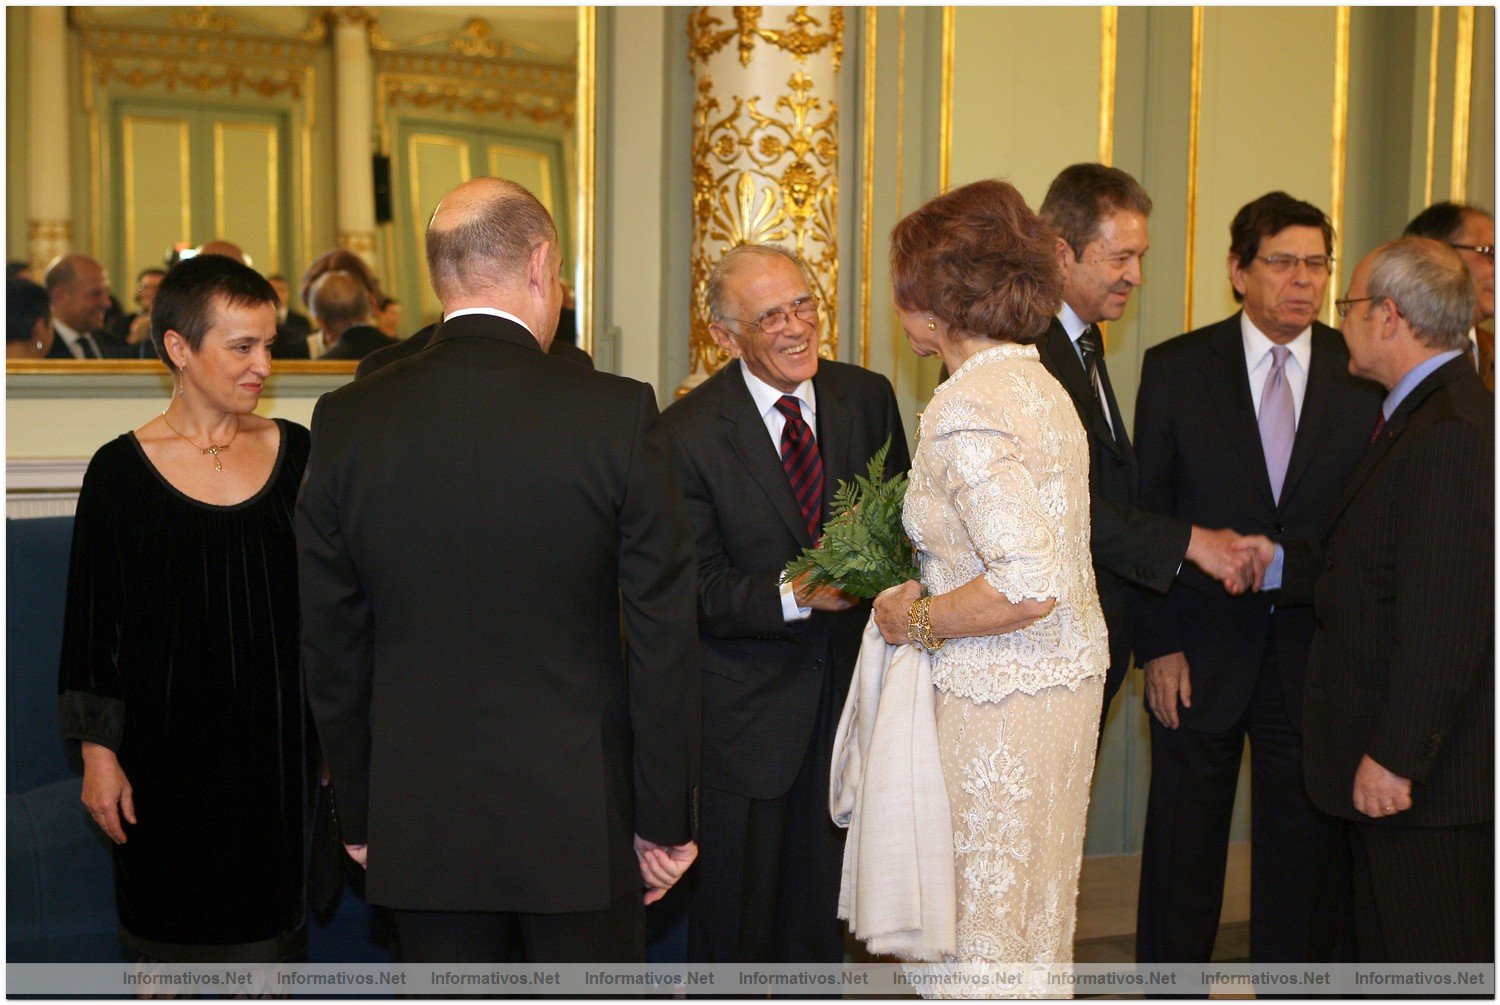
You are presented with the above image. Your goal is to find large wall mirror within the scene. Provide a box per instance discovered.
[6,6,593,377]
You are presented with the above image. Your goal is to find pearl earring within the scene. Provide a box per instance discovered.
[926,316,937,331]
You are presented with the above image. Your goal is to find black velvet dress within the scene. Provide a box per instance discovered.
[58,419,313,962]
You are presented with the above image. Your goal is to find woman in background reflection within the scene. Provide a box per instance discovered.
[8,278,56,358]
[873,180,1108,995]
[58,254,313,962]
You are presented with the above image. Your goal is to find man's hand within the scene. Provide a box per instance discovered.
[791,572,858,613]
[80,741,136,844]
[633,835,698,905]
[1186,526,1265,595]
[126,313,152,346]
[344,844,368,868]
[1144,652,1192,729]
[872,580,922,645]
[1352,755,1413,819]
[1234,534,1277,588]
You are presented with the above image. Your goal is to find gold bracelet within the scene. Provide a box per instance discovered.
[907,595,946,652]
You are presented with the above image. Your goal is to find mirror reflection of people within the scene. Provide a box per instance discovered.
[43,254,112,359]
[298,249,383,359]
[1403,202,1495,390]
[7,278,55,358]
[267,273,313,360]
[108,268,165,358]
[375,295,402,338]
[308,270,398,362]
[871,179,1106,991]
[58,253,314,964]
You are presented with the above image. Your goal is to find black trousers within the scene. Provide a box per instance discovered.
[1350,819,1493,962]
[686,658,845,964]
[1137,635,1354,963]
[392,889,644,963]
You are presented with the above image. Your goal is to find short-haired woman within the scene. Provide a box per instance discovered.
[58,254,313,962]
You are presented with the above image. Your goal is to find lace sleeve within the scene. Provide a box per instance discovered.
[931,422,1063,606]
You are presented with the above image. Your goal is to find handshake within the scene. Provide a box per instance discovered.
[1185,527,1277,596]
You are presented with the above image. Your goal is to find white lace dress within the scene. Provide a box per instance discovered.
[903,343,1109,998]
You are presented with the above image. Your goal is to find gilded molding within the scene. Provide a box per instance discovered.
[338,231,380,260]
[859,7,877,369]
[374,51,574,93]
[1183,6,1205,331]
[577,7,596,356]
[1424,8,1441,206]
[688,69,840,377]
[1329,7,1350,324]
[170,8,240,33]
[1098,7,1117,166]
[1451,6,1475,200]
[80,27,321,65]
[92,55,305,100]
[379,75,574,128]
[939,7,954,193]
[449,19,513,60]
[688,6,844,71]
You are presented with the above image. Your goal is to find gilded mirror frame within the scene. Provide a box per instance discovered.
[7,7,596,378]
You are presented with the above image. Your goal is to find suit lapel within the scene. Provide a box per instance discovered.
[1208,315,1277,509]
[812,367,856,510]
[1277,327,1341,508]
[718,362,814,547]
[1327,356,1467,527]
[1040,320,1125,461]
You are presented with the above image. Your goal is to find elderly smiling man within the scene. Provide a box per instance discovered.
[659,244,906,964]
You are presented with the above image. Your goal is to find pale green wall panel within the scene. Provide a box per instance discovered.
[121,115,192,286]
[7,7,30,262]
[214,122,281,277]
[949,6,1100,206]
[1468,7,1495,213]
[406,135,472,321]
[1190,8,1339,330]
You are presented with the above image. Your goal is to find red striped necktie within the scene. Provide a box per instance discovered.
[775,395,824,540]
[1369,413,1386,444]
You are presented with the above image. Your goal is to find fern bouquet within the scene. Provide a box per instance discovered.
[783,438,920,600]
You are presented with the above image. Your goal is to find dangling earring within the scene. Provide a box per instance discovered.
[926,315,937,331]
[177,367,186,399]
[35,339,44,351]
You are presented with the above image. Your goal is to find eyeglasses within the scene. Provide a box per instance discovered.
[1256,254,1333,275]
[1449,243,1495,261]
[1334,296,1374,319]
[724,296,820,335]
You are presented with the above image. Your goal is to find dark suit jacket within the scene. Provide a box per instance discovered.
[1294,357,1493,825]
[1133,314,1383,732]
[355,322,592,379]
[1036,318,1189,680]
[318,324,399,362]
[272,316,311,360]
[296,314,699,913]
[658,359,908,800]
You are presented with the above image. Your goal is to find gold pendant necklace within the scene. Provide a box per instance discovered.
[161,411,239,472]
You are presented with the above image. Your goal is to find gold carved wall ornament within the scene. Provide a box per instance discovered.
[685,7,842,391]
[92,55,305,100]
[380,76,574,129]
[689,6,844,71]
[169,8,240,34]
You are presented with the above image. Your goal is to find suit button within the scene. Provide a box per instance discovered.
[1112,456,1124,468]
[1274,522,1285,533]
[813,660,824,671]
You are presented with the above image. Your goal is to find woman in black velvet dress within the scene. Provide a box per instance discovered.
[58,254,312,962]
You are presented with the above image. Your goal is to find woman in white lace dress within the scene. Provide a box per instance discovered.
[873,179,1110,997]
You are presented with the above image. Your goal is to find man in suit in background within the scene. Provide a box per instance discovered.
[1132,192,1383,964]
[659,244,907,964]
[1284,237,1492,962]
[298,177,700,962]
[1035,163,1264,717]
[104,266,163,358]
[43,254,112,359]
[268,273,313,360]
[307,270,399,362]
[1403,202,1495,390]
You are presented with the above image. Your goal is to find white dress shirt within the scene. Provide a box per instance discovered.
[442,306,537,341]
[739,364,819,622]
[1241,312,1312,424]
[1057,302,1117,436]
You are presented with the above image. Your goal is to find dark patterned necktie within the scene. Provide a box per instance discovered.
[775,395,824,539]
[1369,413,1386,444]
[1076,324,1116,440]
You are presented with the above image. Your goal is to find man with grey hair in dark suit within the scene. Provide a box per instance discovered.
[1277,236,1493,962]
[660,244,907,963]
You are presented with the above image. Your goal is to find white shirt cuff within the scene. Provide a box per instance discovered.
[779,574,813,622]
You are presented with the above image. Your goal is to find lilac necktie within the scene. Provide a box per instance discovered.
[1259,345,1295,502]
